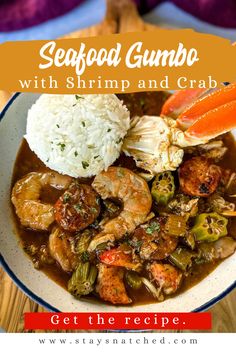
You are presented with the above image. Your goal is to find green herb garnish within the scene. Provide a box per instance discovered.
[81,251,90,263]
[116,138,122,144]
[63,194,71,203]
[82,161,89,169]
[136,240,143,249]
[74,203,82,212]
[75,95,84,100]
[57,143,66,151]
[127,239,143,250]
[146,221,160,235]
[74,151,78,157]
[140,98,145,107]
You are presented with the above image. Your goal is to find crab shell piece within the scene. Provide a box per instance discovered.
[161,88,208,119]
[184,100,236,145]
[122,115,184,174]
[178,83,236,129]
[162,83,236,146]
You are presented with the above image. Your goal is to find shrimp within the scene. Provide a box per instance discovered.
[96,264,132,305]
[49,227,78,272]
[88,167,152,251]
[11,172,72,230]
[148,263,182,295]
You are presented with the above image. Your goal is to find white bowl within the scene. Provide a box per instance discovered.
[0,93,235,312]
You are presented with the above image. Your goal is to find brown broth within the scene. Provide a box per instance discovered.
[10,92,236,306]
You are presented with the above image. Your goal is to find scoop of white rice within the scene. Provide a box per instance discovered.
[25,94,130,177]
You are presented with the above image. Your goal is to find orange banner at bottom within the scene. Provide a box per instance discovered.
[24,312,211,330]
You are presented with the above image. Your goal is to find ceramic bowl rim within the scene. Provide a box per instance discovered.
[0,92,235,313]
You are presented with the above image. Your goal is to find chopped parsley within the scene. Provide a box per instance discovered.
[116,138,122,144]
[63,193,71,203]
[73,95,84,106]
[74,203,82,212]
[123,233,143,251]
[146,221,160,235]
[75,94,84,100]
[81,251,90,262]
[74,151,78,157]
[140,98,145,107]
[82,161,89,169]
[135,240,143,250]
[94,155,100,159]
[127,239,143,250]
[57,143,66,151]
[90,207,97,214]
[107,128,111,132]
[82,121,85,127]
[87,144,95,149]
[56,124,60,128]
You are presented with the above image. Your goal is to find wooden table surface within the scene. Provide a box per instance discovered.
[0,0,235,333]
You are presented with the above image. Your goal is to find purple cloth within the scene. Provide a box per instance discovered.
[1,0,236,32]
[135,0,236,28]
[0,0,84,32]
[173,0,236,28]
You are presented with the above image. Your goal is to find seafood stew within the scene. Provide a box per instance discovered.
[11,89,236,306]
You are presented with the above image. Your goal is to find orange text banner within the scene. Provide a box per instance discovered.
[0,29,236,93]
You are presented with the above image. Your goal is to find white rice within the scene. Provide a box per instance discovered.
[25,94,130,177]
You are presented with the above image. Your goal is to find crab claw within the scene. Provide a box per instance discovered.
[161,88,208,119]
[177,83,236,129]
[184,100,236,145]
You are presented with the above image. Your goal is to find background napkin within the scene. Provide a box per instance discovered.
[136,0,236,28]
[1,0,236,32]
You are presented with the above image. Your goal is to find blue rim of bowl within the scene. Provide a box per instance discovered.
[0,92,235,315]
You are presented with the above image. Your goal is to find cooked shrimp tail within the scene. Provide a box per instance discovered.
[11,172,72,230]
[49,227,78,272]
[88,167,152,251]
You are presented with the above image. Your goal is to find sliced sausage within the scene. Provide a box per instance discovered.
[132,218,178,260]
[54,182,100,232]
[179,156,221,197]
